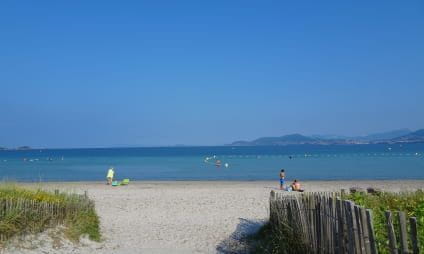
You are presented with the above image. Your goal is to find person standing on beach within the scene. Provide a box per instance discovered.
[107,167,114,185]
[279,169,285,190]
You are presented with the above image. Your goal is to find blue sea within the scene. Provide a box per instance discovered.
[0,144,423,182]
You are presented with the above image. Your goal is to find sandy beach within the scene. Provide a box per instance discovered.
[2,180,424,254]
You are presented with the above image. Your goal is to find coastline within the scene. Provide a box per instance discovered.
[7,179,424,184]
[3,180,424,254]
[11,179,424,192]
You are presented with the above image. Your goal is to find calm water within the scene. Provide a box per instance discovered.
[0,144,424,182]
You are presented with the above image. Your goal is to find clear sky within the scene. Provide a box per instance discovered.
[1,1,423,148]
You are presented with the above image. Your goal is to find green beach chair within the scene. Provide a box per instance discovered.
[121,179,130,185]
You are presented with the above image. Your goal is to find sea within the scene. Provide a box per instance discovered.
[0,144,423,182]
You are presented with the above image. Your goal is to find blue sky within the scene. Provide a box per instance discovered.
[1,1,423,147]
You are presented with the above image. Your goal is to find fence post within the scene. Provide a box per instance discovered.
[398,211,409,254]
[385,211,398,254]
[366,209,378,254]
[327,196,332,252]
[270,191,275,223]
[316,197,322,253]
[310,194,317,250]
[341,189,346,198]
[360,207,372,254]
[323,195,328,253]
[354,205,366,254]
[409,217,419,254]
[336,198,345,254]
[330,196,337,254]
[347,201,360,253]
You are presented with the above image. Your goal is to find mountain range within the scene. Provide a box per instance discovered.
[229,129,424,146]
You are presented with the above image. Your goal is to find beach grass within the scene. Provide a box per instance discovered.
[248,221,292,254]
[0,184,100,243]
[248,214,309,254]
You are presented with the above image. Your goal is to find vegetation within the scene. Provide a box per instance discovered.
[0,184,100,244]
[251,190,424,254]
[248,221,302,254]
[345,190,424,253]
[248,200,310,254]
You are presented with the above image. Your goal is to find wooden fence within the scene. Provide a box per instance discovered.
[0,190,93,242]
[269,191,420,254]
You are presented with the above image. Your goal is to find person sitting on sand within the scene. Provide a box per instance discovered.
[279,169,285,190]
[107,167,114,185]
[291,179,304,192]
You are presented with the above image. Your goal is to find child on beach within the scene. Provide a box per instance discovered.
[107,167,114,185]
[279,169,285,190]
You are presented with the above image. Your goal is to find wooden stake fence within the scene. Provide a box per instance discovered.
[0,189,94,242]
[269,191,420,254]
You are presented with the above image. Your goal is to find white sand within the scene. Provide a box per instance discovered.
[2,180,424,254]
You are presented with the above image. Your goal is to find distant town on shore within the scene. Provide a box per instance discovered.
[229,128,424,146]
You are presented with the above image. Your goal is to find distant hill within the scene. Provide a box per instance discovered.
[1,146,33,151]
[388,129,424,143]
[312,129,411,141]
[230,134,346,146]
[250,134,317,146]
[310,134,349,140]
[358,129,411,141]
[17,146,32,150]
[229,129,423,146]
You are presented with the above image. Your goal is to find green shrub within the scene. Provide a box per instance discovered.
[65,209,101,242]
[250,221,309,254]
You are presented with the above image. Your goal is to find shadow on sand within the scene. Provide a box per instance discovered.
[216,218,266,254]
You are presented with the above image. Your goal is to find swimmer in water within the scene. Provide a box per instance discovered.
[215,160,221,167]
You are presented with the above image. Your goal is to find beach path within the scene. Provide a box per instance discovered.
[91,181,270,253]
